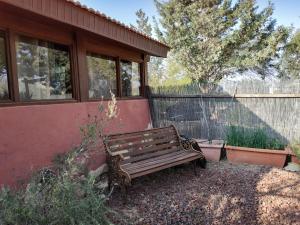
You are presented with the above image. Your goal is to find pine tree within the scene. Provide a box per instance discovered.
[155,0,290,82]
[132,9,165,86]
[132,9,152,36]
[279,30,300,79]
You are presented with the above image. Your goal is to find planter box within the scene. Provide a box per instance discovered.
[197,139,224,161]
[291,155,300,164]
[225,145,288,168]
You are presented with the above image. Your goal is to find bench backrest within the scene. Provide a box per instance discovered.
[104,125,182,164]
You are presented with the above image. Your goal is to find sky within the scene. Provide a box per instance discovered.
[78,0,300,31]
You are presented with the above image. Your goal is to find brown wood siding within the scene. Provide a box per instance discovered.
[0,0,169,57]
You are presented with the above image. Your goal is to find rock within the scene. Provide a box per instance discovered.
[108,161,300,225]
[97,179,109,190]
[284,162,300,172]
[89,163,108,178]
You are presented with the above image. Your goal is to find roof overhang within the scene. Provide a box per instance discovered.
[0,0,170,57]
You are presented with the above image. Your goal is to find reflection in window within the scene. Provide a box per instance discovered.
[16,36,72,100]
[120,60,141,97]
[0,35,9,100]
[87,53,117,99]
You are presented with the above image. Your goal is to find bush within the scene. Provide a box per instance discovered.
[226,126,285,150]
[0,93,119,225]
[0,173,111,225]
[0,144,114,225]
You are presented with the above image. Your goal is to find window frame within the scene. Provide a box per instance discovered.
[119,58,143,98]
[86,52,118,101]
[14,34,76,102]
[0,27,147,107]
[0,29,13,103]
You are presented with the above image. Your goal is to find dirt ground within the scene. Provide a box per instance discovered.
[108,161,300,225]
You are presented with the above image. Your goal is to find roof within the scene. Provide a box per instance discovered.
[0,0,170,57]
[67,0,168,48]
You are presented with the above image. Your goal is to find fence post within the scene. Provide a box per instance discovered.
[145,85,157,128]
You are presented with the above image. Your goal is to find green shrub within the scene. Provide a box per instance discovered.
[226,126,285,150]
[291,144,300,160]
[0,94,119,225]
[0,174,112,225]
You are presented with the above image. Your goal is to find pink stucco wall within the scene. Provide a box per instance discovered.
[0,99,151,187]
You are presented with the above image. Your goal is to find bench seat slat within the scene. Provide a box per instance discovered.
[122,150,186,169]
[129,155,201,179]
[128,142,179,157]
[122,151,200,174]
[122,147,180,164]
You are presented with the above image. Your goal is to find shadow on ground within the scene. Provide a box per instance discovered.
[108,161,300,225]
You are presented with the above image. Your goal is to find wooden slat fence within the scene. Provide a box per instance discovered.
[148,79,300,144]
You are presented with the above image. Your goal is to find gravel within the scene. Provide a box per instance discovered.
[108,161,300,225]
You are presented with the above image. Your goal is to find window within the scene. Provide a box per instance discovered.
[120,60,141,97]
[87,53,117,99]
[0,34,9,100]
[15,36,72,100]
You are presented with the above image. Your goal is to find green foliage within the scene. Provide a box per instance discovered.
[0,175,111,225]
[226,126,285,150]
[0,95,119,225]
[279,30,300,79]
[131,9,166,87]
[148,53,192,87]
[155,0,290,82]
[290,144,300,160]
[131,9,152,36]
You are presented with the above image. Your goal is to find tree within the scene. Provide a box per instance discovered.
[155,0,290,82]
[131,9,152,36]
[132,9,165,86]
[279,30,300,78]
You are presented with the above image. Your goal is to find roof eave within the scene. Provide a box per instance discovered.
[0,0,170,57]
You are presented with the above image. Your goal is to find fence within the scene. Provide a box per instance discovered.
[148,78,300,144]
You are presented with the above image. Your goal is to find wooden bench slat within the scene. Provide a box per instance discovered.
[122,150,187,169]
[122,144,178,158]
[107,127,175,140]
[107,126,175,140]
[107,129,175,143]
[122,151,199,173]
[129,155,201,179]
[122,148,181,164]
[108,132,178,152]
[128,142,179,157]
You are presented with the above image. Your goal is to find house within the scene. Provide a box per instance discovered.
[0,0,170,186]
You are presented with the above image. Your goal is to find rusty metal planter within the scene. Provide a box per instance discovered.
[225,145,288,168]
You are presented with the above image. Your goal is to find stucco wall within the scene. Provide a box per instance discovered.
[0,99,151,187]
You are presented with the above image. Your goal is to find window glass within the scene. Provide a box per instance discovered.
[0,35,9,100]
[16,36,72,100]
[87,53,117,99]
[120,60,141,97]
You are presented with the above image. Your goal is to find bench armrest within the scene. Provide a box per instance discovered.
[179,135,202,152]
[105,147,128,160]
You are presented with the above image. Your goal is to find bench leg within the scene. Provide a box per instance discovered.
[108,173,112,192]
[120,177,128,204]
[192,160,198,176]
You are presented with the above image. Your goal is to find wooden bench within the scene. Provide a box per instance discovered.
[104,125,206,198]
